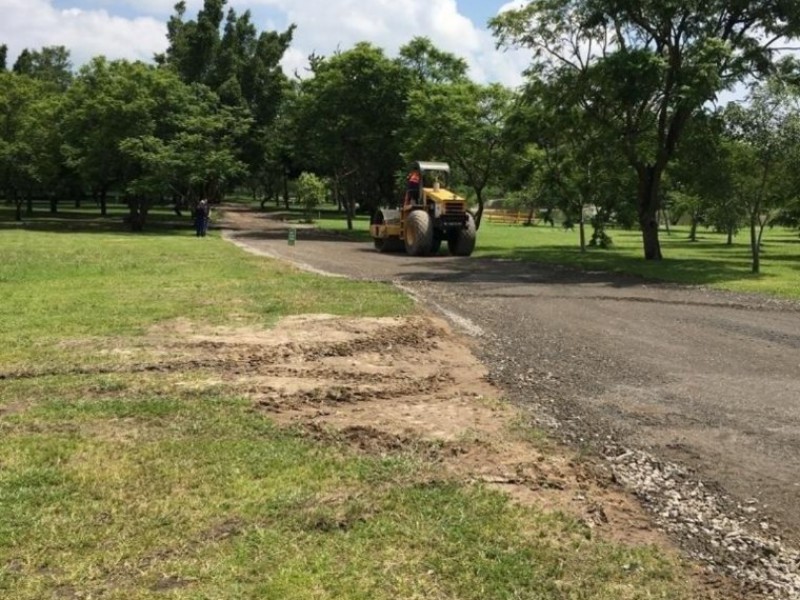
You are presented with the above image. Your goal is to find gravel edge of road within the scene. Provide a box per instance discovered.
[474,327,800,600]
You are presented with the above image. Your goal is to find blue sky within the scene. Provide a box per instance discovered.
[459,0,507,28]
[3,0,529,85]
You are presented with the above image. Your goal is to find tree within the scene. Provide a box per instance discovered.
[398,37,469,85]
[405,82,515,227]
[117,72,249,229]
[159,0,225,85]
[724,82,800,273]
[505,78,634,250]
[261,86,301,209]
[0,45,7,71]
[295,172,327,222]
[399,39,515,228]
[60,58,155,216]
[159,0,295,196]
[667,112,734,242]
[0,72,42,219]
[12,46,72,91]
[504,144,556,227]
[492,0,800,260]
[20,89,74,214]
[294,43,409,229]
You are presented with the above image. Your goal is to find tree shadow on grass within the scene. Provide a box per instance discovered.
[0,206,194,237]
[472,244,765,289]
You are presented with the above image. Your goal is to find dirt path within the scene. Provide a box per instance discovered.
[222,205,800,598]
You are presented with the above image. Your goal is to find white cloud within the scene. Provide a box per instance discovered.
[0,0,532,86]
[266,0,530,86]
[498,1,528,13]
[1,0,167,67]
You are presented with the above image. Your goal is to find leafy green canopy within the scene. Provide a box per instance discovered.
[12,46,72,92]
[0,72,47,213]
[294,43,409,219]
[724,81,800,272]
[492,0,800,259]
[405,82,515,226]
[55,58,249,228]
[158,0,295,196]
[398,36,469,85]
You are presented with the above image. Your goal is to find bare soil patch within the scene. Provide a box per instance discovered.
[9,307,747,597]
[137,312,741,598]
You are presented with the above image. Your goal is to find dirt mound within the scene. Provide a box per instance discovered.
[141,315,695,550]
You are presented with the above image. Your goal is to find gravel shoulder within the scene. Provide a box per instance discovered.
[223,205,800,599]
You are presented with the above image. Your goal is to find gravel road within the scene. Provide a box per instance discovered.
[224,207,800,597]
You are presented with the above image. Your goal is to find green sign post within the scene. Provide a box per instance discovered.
[288,228,297,246]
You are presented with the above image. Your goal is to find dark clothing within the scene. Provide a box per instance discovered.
[194,204,209,237]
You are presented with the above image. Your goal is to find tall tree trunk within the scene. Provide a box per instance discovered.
[525,205,535,226]
[282,169,290,210]
[26,194,33,216]
[579,208,586,253]
[727,226,734,246]
[689,216,698,242]
[662,209,671,235]
[260,175,271,209]
[750,166,771,273]
[346,196,355,231]
[332,177,341,212]
[128,196,148,231]
[637,166,663,260]
[13,190,22,221]
[750,215,760,274]
[100,187,108,217]
[474,188,485,229]
[50,197,58,214]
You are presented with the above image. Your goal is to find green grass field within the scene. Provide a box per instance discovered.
[0,204,407,370]
[1,205,706,598]
[301,206,800,300]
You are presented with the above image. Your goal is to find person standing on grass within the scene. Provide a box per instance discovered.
[194,199,209,237]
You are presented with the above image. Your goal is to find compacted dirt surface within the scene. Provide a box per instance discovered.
[222,206,800,599]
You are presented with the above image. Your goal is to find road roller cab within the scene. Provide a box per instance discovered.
[370,161,476,256]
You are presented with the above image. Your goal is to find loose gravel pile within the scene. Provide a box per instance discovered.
[608,447,800,599]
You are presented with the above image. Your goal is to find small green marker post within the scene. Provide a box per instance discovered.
[288,227,297,246]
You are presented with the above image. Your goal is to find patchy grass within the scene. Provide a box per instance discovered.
[1,212,707,599]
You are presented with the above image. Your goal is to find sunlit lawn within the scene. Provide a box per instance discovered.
[0,205,702,599]
[306,206,800,300]
[0,203,408,370]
